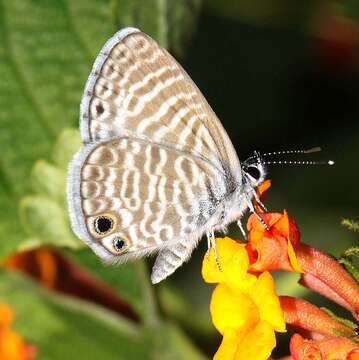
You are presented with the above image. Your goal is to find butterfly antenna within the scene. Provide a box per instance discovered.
[262,147,322,157]
[263,160,335,166]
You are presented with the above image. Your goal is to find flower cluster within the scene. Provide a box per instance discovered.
[202,181,359,359]
[0,304,36,360]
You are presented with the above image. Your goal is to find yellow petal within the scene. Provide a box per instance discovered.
[251,272,286,332]
[234,321,277,360]
[213,328,238,360]
[202,237,249,286]
[210,283,258,335]
[287,240,303,273]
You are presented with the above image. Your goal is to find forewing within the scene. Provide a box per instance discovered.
[68,137,227,263]
[80,27,240,179]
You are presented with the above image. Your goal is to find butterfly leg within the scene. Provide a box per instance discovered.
[151,241,196,284]
[245,195,269,230]
[250,188,268,212]
[206,233,211,259]
[206,230,222,271]
[237,219,246,238]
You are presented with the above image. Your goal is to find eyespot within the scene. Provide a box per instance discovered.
[93,214,116,235]
[113,238,126,253]
[245,166,261,181]
[100,234,129,255]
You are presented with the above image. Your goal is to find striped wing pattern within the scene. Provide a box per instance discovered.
[69,28,241,283]
[80,28,240,176]
[79,138,226,257]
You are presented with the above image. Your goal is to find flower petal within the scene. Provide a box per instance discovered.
[252,272,286,332]
[280,296,355,338]
[213,328,238,360]
[290,333,359,360]
[287,240,303,273]
[210,283,258,335]
[202,237,251,289]
[234,321,277,360]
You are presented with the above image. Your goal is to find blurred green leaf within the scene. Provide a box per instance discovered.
[341,219,359,233]
[149,321,207,360]
[0,0,200,258]
[158,283,214,337]
[52,128,82,170]
[0,0,113,257]
[69,249,146,319]
[112,0,201,56]
[0,270,207,359]
[20,195,80,249]
[0,270,149,360]
[31,161,66,204]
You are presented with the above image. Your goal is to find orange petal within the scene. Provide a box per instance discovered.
[290,333,359,360]
[248,233,294,272]
[280,296,355,338]
[297,244,359,320]
[0,304,13,328]
[287,240,303,273]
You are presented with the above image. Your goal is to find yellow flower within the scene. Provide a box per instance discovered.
[202,237,285,360]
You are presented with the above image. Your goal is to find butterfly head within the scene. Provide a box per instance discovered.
[243,151,267,188]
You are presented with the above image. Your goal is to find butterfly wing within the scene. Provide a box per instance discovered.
[80,27,241,181]
[68,137,228,276]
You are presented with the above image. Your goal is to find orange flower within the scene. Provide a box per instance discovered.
[0,304,36,360]
[297,244,359,321]
[246,211,302,273]
[290,333,359,360]
[279,296,355,339]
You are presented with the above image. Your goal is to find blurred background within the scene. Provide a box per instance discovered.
[0,0,358,359]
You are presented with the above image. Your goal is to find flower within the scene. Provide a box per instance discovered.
[246,211,302,273]
[290,333,359,360]
[296,244,359,321]
[0,304,36,360]
[202,237,285,360]
[280,296,355,339]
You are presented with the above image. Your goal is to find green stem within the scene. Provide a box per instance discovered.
[135,260,160,328]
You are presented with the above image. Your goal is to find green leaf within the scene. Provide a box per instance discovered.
[0,0,200,258]
[0,0,114,257]
[20,195,80,249]
[342,218,359,233]
[112,0,201,56]
[149,321,207,360]
[52,128,82,170]
[69,249,146,319]
[0,270,151,360]
[31,160,67,204]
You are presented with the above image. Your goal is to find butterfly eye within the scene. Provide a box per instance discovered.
[245,166,261,181]
[93,214,116,235]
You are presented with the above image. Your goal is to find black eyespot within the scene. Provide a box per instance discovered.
[113,238,126,252]
[245,166,261,180]
[94,216,114,234]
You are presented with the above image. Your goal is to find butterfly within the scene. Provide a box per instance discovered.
[67,27,267,284]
